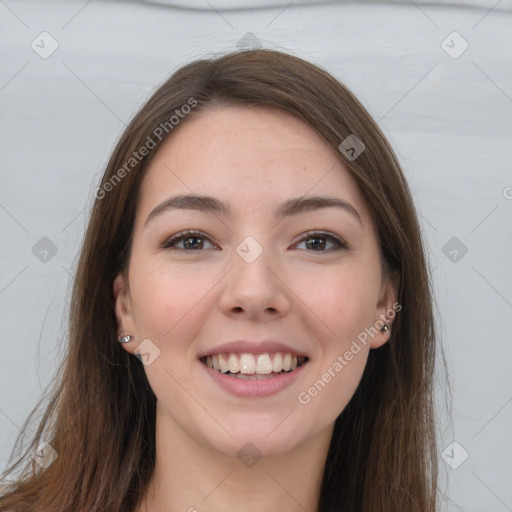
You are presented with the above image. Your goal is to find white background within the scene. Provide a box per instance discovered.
[1,1,511,510]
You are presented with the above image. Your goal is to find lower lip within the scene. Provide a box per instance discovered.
[200,360,308,398]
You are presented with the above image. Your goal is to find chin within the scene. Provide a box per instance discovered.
[203,415,313,461]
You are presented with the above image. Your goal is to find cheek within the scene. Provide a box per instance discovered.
[302,261,381,342]
[129,259,213,345]
[294,261,379,411]
[296,269,375,422]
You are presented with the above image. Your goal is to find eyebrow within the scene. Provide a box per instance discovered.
[144,193,362,227]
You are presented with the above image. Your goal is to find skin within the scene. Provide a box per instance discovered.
[114,106,397,512]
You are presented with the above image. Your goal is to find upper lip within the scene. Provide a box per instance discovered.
[198,340,309,359]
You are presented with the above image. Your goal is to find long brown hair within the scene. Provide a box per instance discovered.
[0,48,438,511]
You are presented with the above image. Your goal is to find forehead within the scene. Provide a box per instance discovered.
[137,106,370,224]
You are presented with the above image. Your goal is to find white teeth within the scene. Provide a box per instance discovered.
[240,354,256,374]
[218,353,229,373]
[272,353,282,372]
[228,353,239,373]
[256,354,272,374]
[202,352,305,375]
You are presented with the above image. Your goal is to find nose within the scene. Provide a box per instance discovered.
[219,240,291,321]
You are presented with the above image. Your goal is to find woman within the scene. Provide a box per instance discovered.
[0,48,438,511]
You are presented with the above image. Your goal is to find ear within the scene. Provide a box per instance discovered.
[113,272,137,352]
[370,269,400,349]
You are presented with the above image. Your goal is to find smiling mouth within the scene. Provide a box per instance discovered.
[200,353,309,380]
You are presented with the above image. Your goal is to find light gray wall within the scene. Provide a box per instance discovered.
[1,1,511,509]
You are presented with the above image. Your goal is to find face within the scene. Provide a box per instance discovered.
[114,106,397,458]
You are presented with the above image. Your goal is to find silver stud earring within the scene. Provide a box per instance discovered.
[119,334,133,344]
[380,325,389,332]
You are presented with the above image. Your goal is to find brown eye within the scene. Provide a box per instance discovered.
[161,230,218,251]
[295,231,348,252]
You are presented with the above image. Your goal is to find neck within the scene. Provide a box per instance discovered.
[136,403,334,512]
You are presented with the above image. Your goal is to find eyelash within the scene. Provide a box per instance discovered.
[160,230,348,252]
